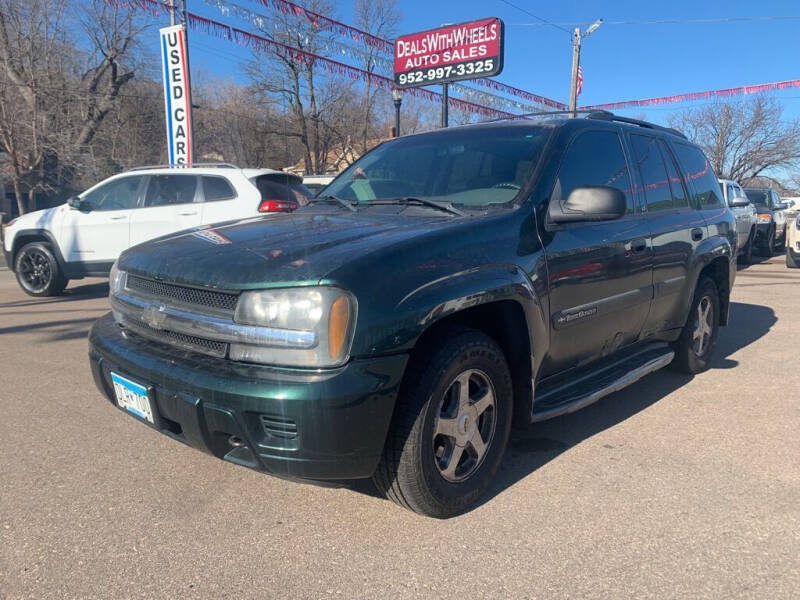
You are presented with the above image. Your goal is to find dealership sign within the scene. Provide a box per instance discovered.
[159,25,193,166]
[394,17,504,88]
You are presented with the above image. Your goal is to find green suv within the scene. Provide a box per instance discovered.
[89,113,737,517]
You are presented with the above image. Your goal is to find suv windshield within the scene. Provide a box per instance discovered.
[745,189,769,206]
[323,125,551,208]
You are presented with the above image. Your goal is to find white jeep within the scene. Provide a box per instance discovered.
[3,164,310,296]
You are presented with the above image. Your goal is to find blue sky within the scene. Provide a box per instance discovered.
[181,0,800,124]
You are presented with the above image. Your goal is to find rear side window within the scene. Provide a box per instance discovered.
[202,176,236,202]
[555,130,634,214]
[630,134,672,212]
[144,175,198,207]
[659,140,689,209]
[671,143,723,208]
[253,175,312,205]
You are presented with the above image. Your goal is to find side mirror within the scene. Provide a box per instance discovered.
[729,197,750,208]
[68,197,93,212]
[549,186,627,224]
[774,202,788,211]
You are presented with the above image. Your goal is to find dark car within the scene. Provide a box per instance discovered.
[89,113,737,517]
[743,187,789,255]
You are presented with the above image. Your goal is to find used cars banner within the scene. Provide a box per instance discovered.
[394,17,504,88]
[159,24,193,166]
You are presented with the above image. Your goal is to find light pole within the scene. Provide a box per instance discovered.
[392,88,403,137]
[569,18,602,117]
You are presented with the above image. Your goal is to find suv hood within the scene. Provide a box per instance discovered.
[6,205,63,231]
[117,211,458,289]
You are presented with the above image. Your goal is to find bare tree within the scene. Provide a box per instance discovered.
[0,0,143,214]
[354,0,400,152]
[669,96,800,184]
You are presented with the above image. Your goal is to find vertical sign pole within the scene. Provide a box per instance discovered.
[568,27,581,118]
[181,0,194,164]
[441,83,449,128]
[168,0,175,26]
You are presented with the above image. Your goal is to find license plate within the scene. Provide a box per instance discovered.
[111,372,154,424]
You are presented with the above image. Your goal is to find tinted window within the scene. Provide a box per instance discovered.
[254,176,313,206]
[144,175,198,207]
[555,129,634,214]
[202,176,236,202]
[660,140,689,208]
[83,176,144,211]
[630,134,672,212]
[672,143,723,208]
[726,184,736,203]
[323,126,550,207]
[744,189,768,206]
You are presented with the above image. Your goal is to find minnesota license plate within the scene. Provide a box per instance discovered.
[111,372,154,424]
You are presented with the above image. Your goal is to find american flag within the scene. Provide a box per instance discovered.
[576,65,584,97]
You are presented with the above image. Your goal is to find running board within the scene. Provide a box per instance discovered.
[531,346,675,423]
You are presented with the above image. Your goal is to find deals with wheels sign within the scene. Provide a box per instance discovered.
[394,17,504,88]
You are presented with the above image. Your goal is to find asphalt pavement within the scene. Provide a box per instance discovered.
[1,257,798,599]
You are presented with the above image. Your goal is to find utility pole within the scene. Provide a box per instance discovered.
[568,27,581,117]
[568,19,603,117]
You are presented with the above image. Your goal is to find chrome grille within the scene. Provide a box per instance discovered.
[122,316,228,358]
[126,275,239,312]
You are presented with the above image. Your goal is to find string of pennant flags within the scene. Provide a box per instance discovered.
[115,0,798,116]
[201,0,555,114]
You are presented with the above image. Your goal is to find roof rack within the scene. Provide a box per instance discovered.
[127,162,241,171]
[586,112,687,139]
[484,109,603,123]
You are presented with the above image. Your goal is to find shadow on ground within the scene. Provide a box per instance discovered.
[348,301,777,510]
[0,281,109,308]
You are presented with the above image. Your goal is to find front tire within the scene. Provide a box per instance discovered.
[787,247,800,269]
[670,277,720,374]
[373,329,513,518]
[774,228,785,251]
[759,227,775,256]
[14,242,67,297]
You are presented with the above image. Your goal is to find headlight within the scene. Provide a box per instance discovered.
[756,213,772,224]
[231,287,356,367]
[109,262,126,296]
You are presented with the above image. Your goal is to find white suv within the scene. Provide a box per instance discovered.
[3,164,311,296]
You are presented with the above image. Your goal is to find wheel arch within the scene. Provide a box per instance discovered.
[10,229,66,273]
[398,265,547,428]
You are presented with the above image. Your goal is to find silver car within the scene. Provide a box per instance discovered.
[719,178,757,263]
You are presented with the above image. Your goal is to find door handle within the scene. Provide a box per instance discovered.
[630,238,648,254]
[691,228,704,242]
[109,215,127,220]
[178,210,198,216]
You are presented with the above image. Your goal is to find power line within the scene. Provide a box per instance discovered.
[511,15,800,27]
[496,0,572,35]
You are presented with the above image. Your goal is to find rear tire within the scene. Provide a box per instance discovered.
[670,277,720,374]
[14,242,67,297]
[373,328,513,518]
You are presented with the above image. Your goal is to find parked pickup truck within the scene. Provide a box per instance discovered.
[88,113,737,517]
[719,178,756,263]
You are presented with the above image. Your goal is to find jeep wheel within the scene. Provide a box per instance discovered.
[670,277,720,374]
[787,247,800,269]
[373,329,513,518]
[14,242,67,297]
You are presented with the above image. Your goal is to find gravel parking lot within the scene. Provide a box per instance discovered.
[1,257,798,599]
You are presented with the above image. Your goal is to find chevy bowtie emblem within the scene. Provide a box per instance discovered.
[142,304,168,330]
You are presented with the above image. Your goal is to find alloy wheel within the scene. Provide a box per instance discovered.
[692,295,713,356]
[433,369,497,483]
[18,249,52,293]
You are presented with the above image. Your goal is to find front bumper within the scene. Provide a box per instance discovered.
[89,313,408,480]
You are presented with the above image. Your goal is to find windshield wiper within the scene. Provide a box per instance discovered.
[367,197,466,217]
[307,195,357,212]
